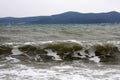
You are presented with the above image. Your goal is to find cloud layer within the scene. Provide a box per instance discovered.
[0,0,119,17]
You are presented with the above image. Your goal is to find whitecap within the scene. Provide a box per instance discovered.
[45,49,62,61]
[12,46,23,55]
[89,56,100,63]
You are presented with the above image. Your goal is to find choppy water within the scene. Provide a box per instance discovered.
[1,24,120,42]
[0,24,120,80]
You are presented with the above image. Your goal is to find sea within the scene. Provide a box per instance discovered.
[0,24,120,80]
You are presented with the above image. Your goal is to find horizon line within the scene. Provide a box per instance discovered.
[0,10,120,18]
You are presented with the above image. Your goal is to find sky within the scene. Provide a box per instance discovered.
[0,0,120,17]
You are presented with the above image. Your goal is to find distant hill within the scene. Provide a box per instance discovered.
[0,11,120,25]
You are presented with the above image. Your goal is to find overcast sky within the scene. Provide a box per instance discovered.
[0,0,120,17]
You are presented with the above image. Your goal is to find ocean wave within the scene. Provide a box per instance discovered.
[0,40,120,63]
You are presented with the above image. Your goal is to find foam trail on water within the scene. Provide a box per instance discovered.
[12,46,23,55]
[5,56,20,63]
[46,50,62,61]
[89,56,100,63]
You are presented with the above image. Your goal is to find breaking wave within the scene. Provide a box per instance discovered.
[0,40,120,63]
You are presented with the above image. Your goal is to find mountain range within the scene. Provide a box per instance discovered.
[0,11,120,25]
